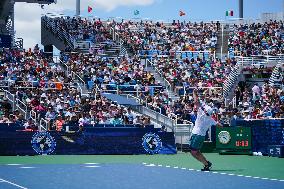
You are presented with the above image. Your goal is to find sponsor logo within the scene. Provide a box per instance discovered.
[142,133,162,154]
[31,132,56,155]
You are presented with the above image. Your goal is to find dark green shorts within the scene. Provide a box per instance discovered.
[189,134,205,151]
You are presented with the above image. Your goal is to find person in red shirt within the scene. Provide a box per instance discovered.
[55,115,65,132]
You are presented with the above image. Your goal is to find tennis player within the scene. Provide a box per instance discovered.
[189,88,222,171]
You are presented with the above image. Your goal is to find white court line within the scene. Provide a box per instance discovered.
[6,164,22,166]
[144,163,284,182]
[145,164,156,167]
[19,167,35,169]
[0,178,28,189]
[85,165,101,168]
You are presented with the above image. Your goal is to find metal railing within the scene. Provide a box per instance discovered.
[74,40,91,51]
[39,118,49,131]
[54,55,70,75]
[146,59,173,92]
[126,94,193,133]
[124,94,162,114]
[101,84,163,96]
[0,80,13,88]
[71,71,87,96]
[174,86,223,97]
[0,80,70,90]
[3,89,16,111]
[269,62,283,88]
[223,64,242,98]
[14,38,23,49]
[42,16,75,49]
[16,99,28,119]
[140,50,216,61]
[30,110,37,123]
[234,55,284,67]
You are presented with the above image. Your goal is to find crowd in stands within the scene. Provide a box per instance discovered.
[61,53,161,88]
[45,16,105,42]
[1,17,284,132]
[108,20,218,55]
[228,20,284,56]
[0,47,151,130]
[0,47,66,90]
[231,82,284,120]
[151,56,236,89]
[44,16,115,54]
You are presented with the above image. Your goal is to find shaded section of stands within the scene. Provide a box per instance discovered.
[101,93,141,106]
[0,35,12,48]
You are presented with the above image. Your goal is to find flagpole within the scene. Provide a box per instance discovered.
[76,0,80,17]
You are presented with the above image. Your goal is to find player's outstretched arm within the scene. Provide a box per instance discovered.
[193,88,200,109]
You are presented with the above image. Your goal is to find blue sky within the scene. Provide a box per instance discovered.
[14,0,283,49]
[76,0,283,22]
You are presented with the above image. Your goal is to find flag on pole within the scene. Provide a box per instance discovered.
[179,10,186,17]
[134,10,140,16]
[88,6,93,13]
[225,10,233,16]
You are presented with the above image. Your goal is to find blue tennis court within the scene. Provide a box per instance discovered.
[1,163,283,189]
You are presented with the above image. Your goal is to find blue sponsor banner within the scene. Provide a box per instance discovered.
[0,125,176,155]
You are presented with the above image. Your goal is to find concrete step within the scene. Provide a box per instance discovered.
[145,64,179,100]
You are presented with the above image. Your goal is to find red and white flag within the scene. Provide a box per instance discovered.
[88,6,93,13]
[179,10,186,17]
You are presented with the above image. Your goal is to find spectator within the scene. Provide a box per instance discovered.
[55,115,65,131]
[23,118,38,130]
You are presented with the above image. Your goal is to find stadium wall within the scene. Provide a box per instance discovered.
[0,125,177,155]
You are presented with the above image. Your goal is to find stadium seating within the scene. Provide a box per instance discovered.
[228,21,284,57]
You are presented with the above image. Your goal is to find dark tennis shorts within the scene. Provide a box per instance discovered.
[189,134,205,151]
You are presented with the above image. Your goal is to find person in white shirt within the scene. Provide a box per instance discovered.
[252,83,260,100]
[189,88,221,171]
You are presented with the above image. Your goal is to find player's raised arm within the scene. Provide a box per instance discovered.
[193,88,200,109]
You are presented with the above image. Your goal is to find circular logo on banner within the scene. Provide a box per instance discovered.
[31,131,56,155]
[142,133,162,154]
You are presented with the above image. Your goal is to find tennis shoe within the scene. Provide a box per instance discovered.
[201,161,212,171]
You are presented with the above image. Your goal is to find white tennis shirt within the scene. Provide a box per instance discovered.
[191,107,217,136]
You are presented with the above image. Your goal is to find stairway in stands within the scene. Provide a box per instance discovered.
[269,62,284,88]
[93,41,121,59]
[143,59,179,100]
[223,63,243,106]
[216,24,230,60]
